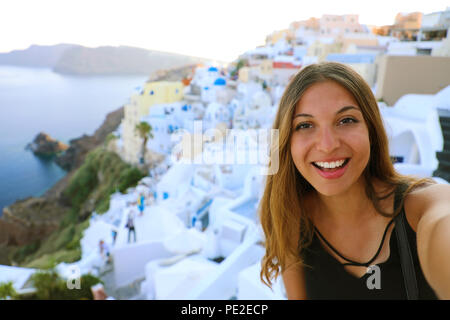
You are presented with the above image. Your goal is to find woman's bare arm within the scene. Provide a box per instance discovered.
[413,184,450,299]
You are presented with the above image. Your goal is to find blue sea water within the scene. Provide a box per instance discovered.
[0,66,148,216]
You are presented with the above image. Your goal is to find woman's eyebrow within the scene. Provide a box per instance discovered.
[293,105,360,119]
[336,105,360,115]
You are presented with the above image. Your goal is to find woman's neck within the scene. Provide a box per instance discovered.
[312,178,379,228]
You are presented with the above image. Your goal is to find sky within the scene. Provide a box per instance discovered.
[0,0,449,62]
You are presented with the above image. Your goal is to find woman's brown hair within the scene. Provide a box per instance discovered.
[259,62,433,287]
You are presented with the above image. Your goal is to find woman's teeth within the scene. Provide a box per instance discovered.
[314,159,346,169]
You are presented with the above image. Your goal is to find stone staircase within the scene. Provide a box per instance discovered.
[433,109,450,182]
[98,260,146,300]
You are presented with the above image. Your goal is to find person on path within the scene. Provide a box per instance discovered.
[126,210,137,243]
[99,240,111,264]
[137,193,145,216]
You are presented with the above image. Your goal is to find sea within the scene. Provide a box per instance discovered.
[0,65,149,217]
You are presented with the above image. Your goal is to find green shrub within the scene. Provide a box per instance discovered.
[117,167,146,193]
[59,207,79,229]
[12,240,40,263]
[104,133,118,148]
[95,192,112,214]
[67,274,104,300]
[29,270,61,299]
[63,161,98,209]
[21,221,88,268]
[27,270,102,300]
[0,281,17,300]
[24,249,81,270]
[62,147,144,215]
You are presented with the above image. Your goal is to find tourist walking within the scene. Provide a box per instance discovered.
[111,228,118,246]
[126,210,137,243]
[137,193,145,216]
[99,240,111,264]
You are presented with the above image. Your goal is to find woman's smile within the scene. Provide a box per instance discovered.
[312,157,351,179]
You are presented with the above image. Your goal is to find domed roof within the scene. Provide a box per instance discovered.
[208,66,219,72]
[213,78,226,86]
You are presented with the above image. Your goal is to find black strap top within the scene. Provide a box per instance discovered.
[301,185,438,300]
[314,218,395,267]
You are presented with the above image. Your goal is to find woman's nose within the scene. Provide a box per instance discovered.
[316,127,340,153]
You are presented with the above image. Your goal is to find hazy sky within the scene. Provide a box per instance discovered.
[1,0,448,62]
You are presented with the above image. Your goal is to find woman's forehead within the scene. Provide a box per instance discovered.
[294,80,360,114]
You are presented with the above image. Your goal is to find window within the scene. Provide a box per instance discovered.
[417,48,432,55]
[150,90,154,95]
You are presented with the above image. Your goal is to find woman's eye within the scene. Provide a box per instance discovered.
[339,117,358,125]
[295,123,313,130]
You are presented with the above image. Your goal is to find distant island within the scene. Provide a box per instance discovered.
[0,44,213,75]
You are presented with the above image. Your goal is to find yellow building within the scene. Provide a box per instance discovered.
[266,29,290,45]
[307,40,343,62]
[136,81,184,114]
[258,59,273,80]
[120,81,184,165]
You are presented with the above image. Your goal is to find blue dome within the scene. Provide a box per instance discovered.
[208,67,218,72]
[213,78,226,86]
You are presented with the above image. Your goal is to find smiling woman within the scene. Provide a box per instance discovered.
[290,81,370,196]
[259,62,450,300]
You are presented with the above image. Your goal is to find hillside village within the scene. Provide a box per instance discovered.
[2,8,450,300]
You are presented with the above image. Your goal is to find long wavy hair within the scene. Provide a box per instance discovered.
[259,62,433,287]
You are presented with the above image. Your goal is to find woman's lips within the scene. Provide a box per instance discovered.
[312,158,350,179]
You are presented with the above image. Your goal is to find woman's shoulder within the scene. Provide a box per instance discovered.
[404,183,450,232]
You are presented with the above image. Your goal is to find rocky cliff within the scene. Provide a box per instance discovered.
[0,198,68,247]
[0,64,184,266]
[54,107,124,172]
[0,105,125,263]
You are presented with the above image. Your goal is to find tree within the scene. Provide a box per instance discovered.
[134,122,154,167]
[230,59,247,79]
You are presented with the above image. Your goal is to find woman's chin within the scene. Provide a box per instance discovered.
[313,187,347,197]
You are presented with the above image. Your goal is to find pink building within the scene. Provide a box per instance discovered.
[319,14,366,36]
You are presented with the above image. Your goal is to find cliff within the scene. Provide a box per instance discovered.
[53,45,211,76]
[0,105,125,265]
[0,64,180,267]
[0,43,212,75]
[0,44,79,68]
[54,107,124,172]
[3,148,147,269]
[0,198,69,247]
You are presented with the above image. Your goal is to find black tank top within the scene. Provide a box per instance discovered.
[301,186,438,300]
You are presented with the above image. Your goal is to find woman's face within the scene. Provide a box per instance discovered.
[290,80,370,197]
